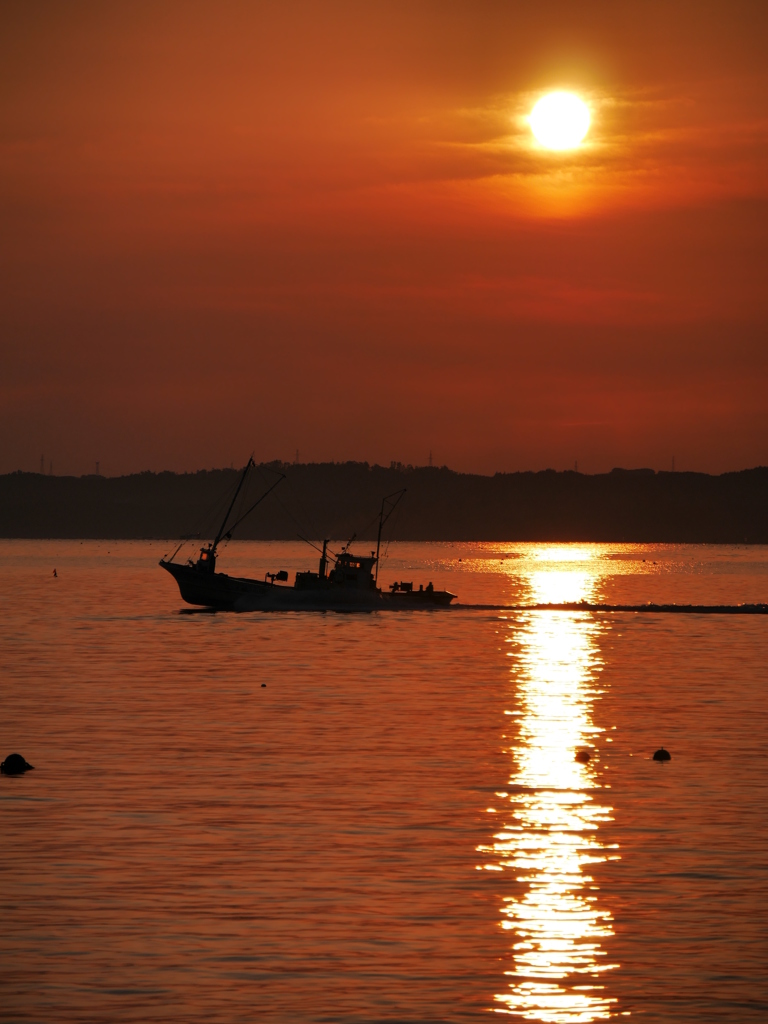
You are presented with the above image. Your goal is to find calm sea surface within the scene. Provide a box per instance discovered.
[2,541,767,1023]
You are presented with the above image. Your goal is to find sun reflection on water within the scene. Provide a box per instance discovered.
[481,551,620,1021]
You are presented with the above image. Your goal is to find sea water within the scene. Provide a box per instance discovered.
[1,541,767,1023]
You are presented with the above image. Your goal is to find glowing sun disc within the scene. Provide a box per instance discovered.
[530,92,590,150]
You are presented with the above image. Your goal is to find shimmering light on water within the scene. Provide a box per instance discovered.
[482,556,619,1021]
[534,547,596,564]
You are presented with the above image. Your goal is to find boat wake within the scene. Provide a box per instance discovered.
[452,602,768,614]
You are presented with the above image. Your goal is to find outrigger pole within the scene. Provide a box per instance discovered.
[220,470,286,542]
[212,457,254,554]
[375,489,406,583]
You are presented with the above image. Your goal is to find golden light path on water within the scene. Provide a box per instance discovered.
[479,547,621,1021]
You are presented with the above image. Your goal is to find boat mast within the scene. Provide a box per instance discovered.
[212,457,254,554]
[319,539,329,578]
[375,489,406,583]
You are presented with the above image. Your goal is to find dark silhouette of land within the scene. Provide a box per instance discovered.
[1,463,766,542]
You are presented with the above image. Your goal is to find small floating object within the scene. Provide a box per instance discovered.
[53,568,57,577]
[653,747,672,762]
[261,683,266,688]
[575,749,592,764]
[1,753,35,775]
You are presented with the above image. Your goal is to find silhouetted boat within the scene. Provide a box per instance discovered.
[160,460,456,611]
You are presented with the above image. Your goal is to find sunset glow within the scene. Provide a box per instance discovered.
[529,92,591,150]
[1,2,767,476]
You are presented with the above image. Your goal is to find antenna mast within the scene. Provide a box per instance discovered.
[375,489,406,583]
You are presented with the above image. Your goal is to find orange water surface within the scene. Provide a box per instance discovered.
[2,541,767,1022]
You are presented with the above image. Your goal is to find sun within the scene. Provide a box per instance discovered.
[529,92,590,151]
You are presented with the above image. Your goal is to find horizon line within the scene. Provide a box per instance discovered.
[4,461,768,481]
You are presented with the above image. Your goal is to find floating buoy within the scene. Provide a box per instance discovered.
[261,683,266,688]
[653,747,671,762]
[1,753,35,775]
[575,749,592,764]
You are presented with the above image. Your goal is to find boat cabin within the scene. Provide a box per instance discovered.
[194,545,217,573]
[293,546,378,592]
[330,551,378,589]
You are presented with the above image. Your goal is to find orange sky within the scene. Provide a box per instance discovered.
[2,0,767,475]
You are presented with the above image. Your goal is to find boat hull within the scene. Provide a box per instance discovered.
[159,560,272,609]
[160,561,455,612]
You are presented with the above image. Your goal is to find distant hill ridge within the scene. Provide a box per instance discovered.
[1,463,767,542]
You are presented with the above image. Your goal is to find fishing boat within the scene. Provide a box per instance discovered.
[159,459,456,611]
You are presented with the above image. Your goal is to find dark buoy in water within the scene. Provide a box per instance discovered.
[653,747,672,762]
[575,749,591,764]
[261,683,266,688]
[1,753,35,775]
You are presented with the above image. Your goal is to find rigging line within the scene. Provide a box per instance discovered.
[375,489,406,583]
[223,462,266,542]
[386,493,405,543]
[233,462,272,528]
[355,500,396,541]
[176,468,243,562]
[218,461,276,547]
[281,471,324,544]
[294,536,333,561]
[359,511,384,536]
[270,485,319,545]
[380,499,404,567]
[358,488,406,542]
[383,502,404,549]
[197,470,243,542]
[213,457,254,550]
[222,469,285,540]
